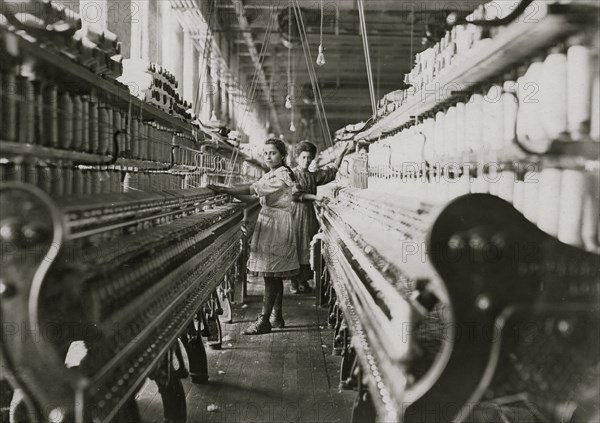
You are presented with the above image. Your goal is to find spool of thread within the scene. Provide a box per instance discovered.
[422,117,435,163]
[90,170,101,194]
[97,102,110,155]
[567,42,592,141]
[123,114,131,155]
[517,59,548,153]
[113,110,122,155]
[42,84,59,147]
[581,171,599,252]
[502,79,518,147]
[24,163,38,186]
[88,97,99,153]
[58,91,74,149]
[466,93,484,153]
[72,168,84,196]
[498,170,515,203]
[2,67,18,142]
[83,169,93,195]
[107,169,115,193]
[483,84,503,151]
[72,94,83,150]
[81,96,89,152]
[18,77,35,144]
[540,47,568,142]
[50,163,64,197]
[130,119,139,159]
[515,69,528,143]
[145,124,152,161]
[63,165,74,196]
[434,111,445,161]
[537,168,562,237]
[139,122,147,160]
[522,170,539,223]
[141,172,149,191]
[149,124,157,161]
[38,164,52,193]
[164,130,171,162]
[156,128,163,163]
[106,107,114,156]
[3,163,23,182]
[99,168,111,193]
[144,123,152,161]
[114,169,123,192]
[161,127,168,162]
[33,81,44,143]
[455,102,466,156]
[444,106,457,158]
[157,127,164,162]
[558,170,586,247]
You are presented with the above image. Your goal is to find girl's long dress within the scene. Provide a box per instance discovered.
[292,165,339,265]
[248,166,299,278]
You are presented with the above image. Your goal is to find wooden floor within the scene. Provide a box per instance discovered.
[136,277,354,423]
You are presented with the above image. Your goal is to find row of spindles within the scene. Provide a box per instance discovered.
[123,172,185,192]
[0,59,262,197]
[366,33,600,252]
[0,66,183,163]
[0,161,123,196]
[389,39,600,166]
[0,160,196,195]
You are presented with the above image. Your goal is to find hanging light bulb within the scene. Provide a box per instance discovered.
[285,95,292,109]
[290,121,296,132]
[316,44,326,67]
[316,0,326,67]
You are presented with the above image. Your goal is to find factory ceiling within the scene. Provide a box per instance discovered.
[194,0,486,148]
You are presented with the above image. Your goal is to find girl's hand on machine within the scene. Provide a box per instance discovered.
[316,196,330,206]
[207,184,223,192]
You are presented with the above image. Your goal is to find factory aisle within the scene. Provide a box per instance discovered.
[136,277,354,423]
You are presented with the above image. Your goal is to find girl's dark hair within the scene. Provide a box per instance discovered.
[264,138,297,183]
[295,141,317,157]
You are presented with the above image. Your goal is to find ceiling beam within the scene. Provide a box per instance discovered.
[230,0,282,134]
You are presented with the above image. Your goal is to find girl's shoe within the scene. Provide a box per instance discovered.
[290,280,299,294]
[243,315,272,335]
[270,312,285,328]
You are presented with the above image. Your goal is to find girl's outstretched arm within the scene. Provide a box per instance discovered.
[334,144,353,169]
[297,193,330,206]
[207,184,254,195]
[232,194,260,205]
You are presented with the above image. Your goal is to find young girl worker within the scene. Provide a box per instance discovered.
[207,138,299,335]
[288,141,351,294]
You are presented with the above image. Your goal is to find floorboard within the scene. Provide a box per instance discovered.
[136,277,354,422]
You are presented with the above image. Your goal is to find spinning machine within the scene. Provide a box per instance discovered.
[313,1,600,422]
[0,6,265,421]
